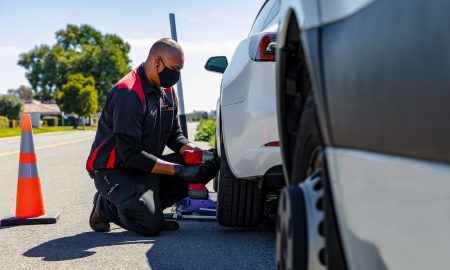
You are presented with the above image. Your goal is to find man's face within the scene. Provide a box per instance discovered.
[157,52,184,72]
[154,51,184,87]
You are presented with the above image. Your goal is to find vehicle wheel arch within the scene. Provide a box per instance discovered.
[277,10,313,185]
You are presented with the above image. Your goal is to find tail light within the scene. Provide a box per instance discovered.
[249,33,277,62]
[264,141,280,147]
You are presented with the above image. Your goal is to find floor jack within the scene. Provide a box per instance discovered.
[164,150,217,221]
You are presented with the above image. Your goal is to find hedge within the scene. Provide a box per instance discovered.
[0,116,9,129]
[195,120,216,142]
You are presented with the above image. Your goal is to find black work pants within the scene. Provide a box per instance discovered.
[93,153,188,236]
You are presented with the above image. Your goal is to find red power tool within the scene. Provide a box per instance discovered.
[184,149,215,200]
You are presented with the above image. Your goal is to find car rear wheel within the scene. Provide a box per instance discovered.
[216,140,264,227]
[213,138,219,192]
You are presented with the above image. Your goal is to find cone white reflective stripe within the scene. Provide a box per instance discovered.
[18,163,39,179]
[20,131,35,154]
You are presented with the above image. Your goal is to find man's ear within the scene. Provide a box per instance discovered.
[155,57,163,72]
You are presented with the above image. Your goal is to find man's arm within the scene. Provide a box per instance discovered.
[115,134,176,175]
[112,90,178,175]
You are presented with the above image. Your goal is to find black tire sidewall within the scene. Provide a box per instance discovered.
[217,139,264,227]
[291,96,321,184]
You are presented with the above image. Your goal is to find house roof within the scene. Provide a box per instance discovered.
[23,100,61,115]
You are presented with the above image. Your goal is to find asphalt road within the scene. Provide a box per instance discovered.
[0,123,275,270]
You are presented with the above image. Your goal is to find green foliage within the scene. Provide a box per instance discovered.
[209,136,216,148]
[7,85,34,100]
[43,116,59,126]
[0,95,23,120]
[0,116,9,129]
[195,120,216,142]
[55,73,98,117]
[187,110,216,122]
[18,24,131,106]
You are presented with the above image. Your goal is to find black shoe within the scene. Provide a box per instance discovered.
[163,219,180,231]
[89,192,110,232]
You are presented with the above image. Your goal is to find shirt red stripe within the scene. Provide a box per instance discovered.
[106,145,118,169]
[86,140,104,172]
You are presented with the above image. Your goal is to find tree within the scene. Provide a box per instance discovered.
[7,85,34,100]
[55,73,98,129]
[0,95,23,120]
[18,24,131,106]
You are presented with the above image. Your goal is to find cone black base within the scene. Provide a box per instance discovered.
[1,213,59,226]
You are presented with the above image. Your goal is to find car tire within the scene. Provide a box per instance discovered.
[213,173,219,192]
[276,172,326,270]
[276,184,308,270]
[213,139,219,192]
[217,140,264,227]
[291,95,322,184]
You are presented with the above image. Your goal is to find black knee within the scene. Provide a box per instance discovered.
[119,198,165,236]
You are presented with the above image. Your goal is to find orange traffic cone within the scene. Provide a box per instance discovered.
[1,114,59,226]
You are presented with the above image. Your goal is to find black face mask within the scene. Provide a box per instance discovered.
[158,60,180,88]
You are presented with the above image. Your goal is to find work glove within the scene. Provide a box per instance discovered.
[175,157,220,184]
[198,157,220,183]
[175,164,202,183]
[206,148,219,161]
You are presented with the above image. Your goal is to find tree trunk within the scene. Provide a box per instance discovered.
[73,116,79,129]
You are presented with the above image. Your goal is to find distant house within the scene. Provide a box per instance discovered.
[23,100,62,128]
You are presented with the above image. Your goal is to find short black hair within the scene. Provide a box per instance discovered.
[148,38,183,59]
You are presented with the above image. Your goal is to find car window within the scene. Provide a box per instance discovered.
[249,0,276,36]
[262,0,281,30]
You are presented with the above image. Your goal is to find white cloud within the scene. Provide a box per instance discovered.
[180,39,240,56]
[178,13,203,24]
[207,10,234,23]
[0,46,21,58]
[126,38,159,49]
[126,37,240,56]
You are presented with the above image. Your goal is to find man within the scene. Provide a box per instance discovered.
[86,38,219,236]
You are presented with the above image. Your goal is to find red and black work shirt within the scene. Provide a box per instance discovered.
[86,63,189,174]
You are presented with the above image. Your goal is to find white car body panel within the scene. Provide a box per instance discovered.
[221,62,281,178]
[218,9,282,178]
[327,148,450,270]
[221,58,281,178]
[221,38,252,106]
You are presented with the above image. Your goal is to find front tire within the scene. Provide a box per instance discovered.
[276,172,326,270]
[291,95,322,184]
[216,141,264,227]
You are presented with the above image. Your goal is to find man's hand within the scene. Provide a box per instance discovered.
[175,157,220,184]
[175,164,202,183]
[180,143,202,155]
[199,156,220,181]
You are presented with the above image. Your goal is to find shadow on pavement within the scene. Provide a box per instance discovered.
[24,230,154,261]
[147,222,275,270]
[0,225,14,230]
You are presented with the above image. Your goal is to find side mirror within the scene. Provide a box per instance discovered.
[205,56,228,74]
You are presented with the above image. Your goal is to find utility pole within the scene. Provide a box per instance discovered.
[169,13,188,138]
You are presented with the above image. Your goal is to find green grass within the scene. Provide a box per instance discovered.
[0,126,97,138]
[209,136,216,148]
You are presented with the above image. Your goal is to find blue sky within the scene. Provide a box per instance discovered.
[0,0,263,113]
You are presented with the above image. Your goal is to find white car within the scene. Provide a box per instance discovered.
[204,0,284,227]
[276,0,450,269]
